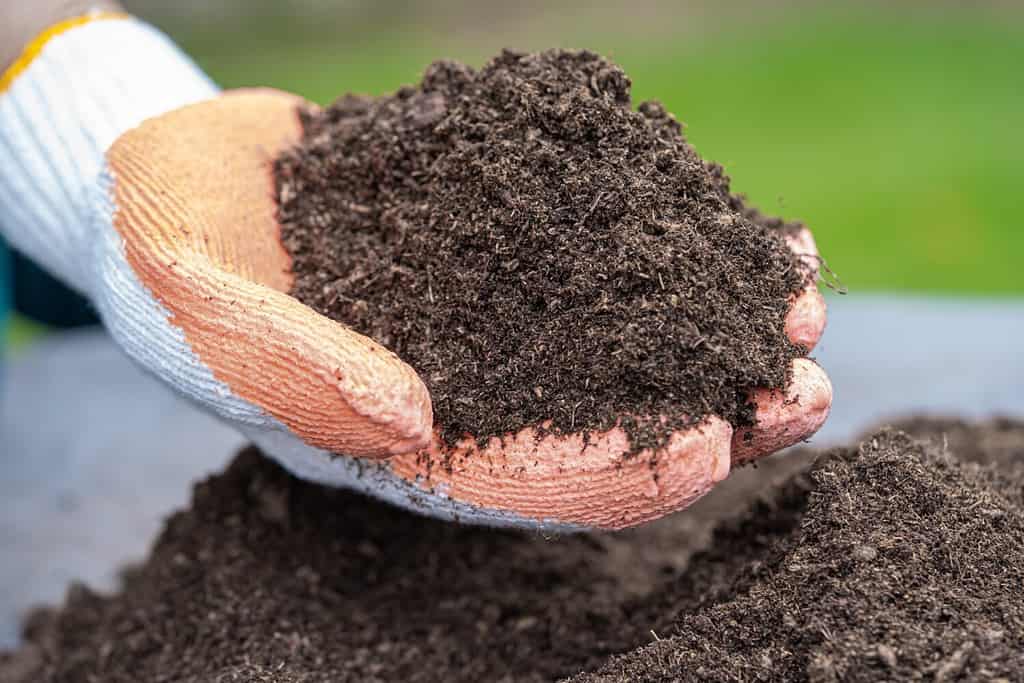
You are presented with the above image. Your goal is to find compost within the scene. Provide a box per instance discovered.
[275,49,810,451]
[3,418,1021,682]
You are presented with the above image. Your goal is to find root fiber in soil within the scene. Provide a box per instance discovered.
[3,418,1022,682]
[275,49,811,451]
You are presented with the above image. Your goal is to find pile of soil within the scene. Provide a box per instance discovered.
[275,49,811,450]
[577,420,1024,681]
[3,418,1021,682]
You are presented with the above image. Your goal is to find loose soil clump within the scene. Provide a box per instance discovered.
[3,418,1021,682]
[275,49,810,450]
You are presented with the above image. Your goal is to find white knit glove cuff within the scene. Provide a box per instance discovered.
[0,14,219,296]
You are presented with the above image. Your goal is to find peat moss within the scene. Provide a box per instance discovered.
[275,49,810,451]
[4,420,1022,682]
[575,425,1024,682]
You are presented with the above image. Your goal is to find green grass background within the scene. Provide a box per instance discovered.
[180,7,1024,295]
[7,6,1023,349]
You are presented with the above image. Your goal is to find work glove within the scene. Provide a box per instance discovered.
[0,12,831,531]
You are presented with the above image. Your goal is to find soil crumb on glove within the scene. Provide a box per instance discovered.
[275,49,812,451]
[4,419,1021,682]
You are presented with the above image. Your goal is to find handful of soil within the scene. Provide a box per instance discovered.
[4,419,1021,682]
[275,49,812,450]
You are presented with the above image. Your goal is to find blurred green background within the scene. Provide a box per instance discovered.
[162,0,1023,295]
[6,1,1023,349]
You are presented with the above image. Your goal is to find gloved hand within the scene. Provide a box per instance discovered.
[0,11,831,531]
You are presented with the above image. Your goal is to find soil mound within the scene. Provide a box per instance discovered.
[3,419,1021,682]
[275,49,809,450]
[575,424,1024,681]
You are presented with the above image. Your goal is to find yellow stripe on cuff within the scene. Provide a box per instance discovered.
[0,10,129,94]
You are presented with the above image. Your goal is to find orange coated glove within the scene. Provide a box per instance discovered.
[0,12,831,531]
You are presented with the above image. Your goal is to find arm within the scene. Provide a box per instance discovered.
[0,3,217,293]
[0,2,122,330]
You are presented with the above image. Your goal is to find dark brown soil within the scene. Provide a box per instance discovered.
[575,421,1024,682]
[3,418,1021,682]
[886,416,1024,492]
[275,49,810,451]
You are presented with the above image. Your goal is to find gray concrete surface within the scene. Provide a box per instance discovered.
[2,294,1023,647]
[809,295,1024,444]
[0,331,244,647]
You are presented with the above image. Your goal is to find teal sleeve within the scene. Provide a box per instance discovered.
[1,241,10,342]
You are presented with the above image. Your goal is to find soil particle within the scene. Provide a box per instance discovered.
[275,49,810,451]
[2,419,1021,682]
